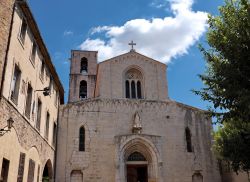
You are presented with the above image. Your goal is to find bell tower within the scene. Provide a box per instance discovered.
[68,50,98,103]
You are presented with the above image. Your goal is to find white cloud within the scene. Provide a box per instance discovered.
[150,0,169,9]
[63,30,74,36]
[79,0,208,63]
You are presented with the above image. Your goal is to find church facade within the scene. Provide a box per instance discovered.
[0,1,64,181]
[56,49,221,182]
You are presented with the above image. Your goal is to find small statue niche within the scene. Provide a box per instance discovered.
[132,112,142,134]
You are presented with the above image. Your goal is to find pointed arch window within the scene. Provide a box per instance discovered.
[125,80,130,98]
[125,68,143,99]
[185,127,193,152]
[137,81,142,99]
[80,57,88,74]
[131,81,136,98]
[79,80,87,99]
[79,126,85,151]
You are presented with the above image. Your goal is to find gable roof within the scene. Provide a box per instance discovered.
[99,50,167,67]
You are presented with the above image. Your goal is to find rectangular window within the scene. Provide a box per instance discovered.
[30,42,37,62]
[45,69,49,81]
[53,122,57,146]
[25,83,33,119]
[54,89,58,106]
[19,19,27,44]
[45,112,50,140]
[11,65,21,104]
[40,60,45,81]
[36,99,42,131]
[27,159,35,182]
[31,101,35,121]
[1,158,10,182]
[49,77,52,94]
[37,165,40,182]
[17,153,26,182]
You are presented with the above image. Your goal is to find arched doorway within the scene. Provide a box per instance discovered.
[70,170,83,182]
[118,137,161,182]
[126,152,148,182]
[42,160,53,182]
[192,172,203,182]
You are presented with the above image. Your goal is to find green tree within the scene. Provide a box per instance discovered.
[214,120,250,179]
[195,0,250,123]
[194,0,250,177]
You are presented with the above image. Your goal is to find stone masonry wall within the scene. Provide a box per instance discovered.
[56,98,221,182]
[96,52,168,100]
[0,0,15,89]
[0,97,55,180]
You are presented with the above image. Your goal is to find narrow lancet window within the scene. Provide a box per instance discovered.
[79,126,85,151]
[137,81,142,99]
[131,81,136,98]
[125,80,130,98]
[185,127,192,152]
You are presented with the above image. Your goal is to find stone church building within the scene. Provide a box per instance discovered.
[1,1,247,182]
[56,49,221,182]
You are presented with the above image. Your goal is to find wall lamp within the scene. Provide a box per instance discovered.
[0,117,14,137]
[35,87,50,96]
[35,76,53,96]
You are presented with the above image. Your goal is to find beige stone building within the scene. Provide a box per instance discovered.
[56,49,221,182]
[0,1,64,182]
[0,0,15,89]
[0,1,248,182]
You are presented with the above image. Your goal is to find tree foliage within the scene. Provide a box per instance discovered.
[214,120,250,174]
[195,0,250,123]
[194,0,250,175]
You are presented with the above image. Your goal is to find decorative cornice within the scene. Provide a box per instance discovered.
[62,98,207,114]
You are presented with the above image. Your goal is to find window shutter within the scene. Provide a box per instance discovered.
[27,159,35,182]
[17,153,26,182]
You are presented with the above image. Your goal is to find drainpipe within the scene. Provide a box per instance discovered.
[53,98,60,182]
[0,0,17,98]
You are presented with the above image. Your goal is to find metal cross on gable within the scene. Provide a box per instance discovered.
[128,40,136,51]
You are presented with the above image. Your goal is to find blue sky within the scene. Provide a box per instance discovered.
[29,0,224,110]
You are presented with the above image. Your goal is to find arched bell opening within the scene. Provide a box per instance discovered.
[42,159,53,182]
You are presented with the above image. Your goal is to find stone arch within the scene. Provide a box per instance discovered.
[118,136,162,182]
[192,172,203,182]
[123,65,145,78]
[29,145,40,156]
[79,80,87,99]
[42,159,53,182]
[80,57,88,74]
[123,65,144,99]
[70,170,83,182]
